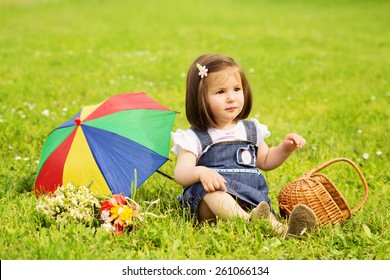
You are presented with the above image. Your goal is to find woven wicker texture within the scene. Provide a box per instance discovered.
[278,158,369,226]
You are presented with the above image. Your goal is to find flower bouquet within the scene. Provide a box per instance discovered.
[36,175,162,235]
[36,183,100,225]
[99,193,142,235]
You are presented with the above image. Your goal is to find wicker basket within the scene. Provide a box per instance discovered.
[278,158,369,226]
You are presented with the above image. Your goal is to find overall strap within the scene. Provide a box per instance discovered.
[242,120,257,144]
[190,126,213,152]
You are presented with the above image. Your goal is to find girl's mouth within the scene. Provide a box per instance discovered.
[226,107,237,111]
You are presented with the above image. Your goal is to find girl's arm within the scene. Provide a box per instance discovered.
[256,133,306,171]
[174,147,227,192]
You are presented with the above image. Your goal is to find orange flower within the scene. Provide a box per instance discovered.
[109,194,127,206]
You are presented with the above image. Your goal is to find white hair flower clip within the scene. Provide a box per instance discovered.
[196,63,208,79]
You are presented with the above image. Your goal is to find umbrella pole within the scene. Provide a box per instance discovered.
[156,170,175,181]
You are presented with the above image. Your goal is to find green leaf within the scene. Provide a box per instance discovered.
[362,224,372,238]
[130,169,137,199]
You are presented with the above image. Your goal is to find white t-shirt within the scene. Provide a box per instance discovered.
[171,118,270,158]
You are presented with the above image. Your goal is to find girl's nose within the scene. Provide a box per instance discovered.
[226,91,236,101]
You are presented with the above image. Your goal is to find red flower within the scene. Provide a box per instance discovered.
[114,224,124,235]
[99,199,113,214]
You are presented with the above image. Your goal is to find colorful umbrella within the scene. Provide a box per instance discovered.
[34,92,177,197]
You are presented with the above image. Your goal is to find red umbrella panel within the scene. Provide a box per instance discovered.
[34,92,177,197]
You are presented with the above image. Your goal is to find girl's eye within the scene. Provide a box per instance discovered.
[216,90,224,94]
[234,87,241,92]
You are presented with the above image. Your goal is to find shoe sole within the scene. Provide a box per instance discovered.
[286,204,318,237]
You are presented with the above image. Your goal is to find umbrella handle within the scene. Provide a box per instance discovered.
[156,170,175,181]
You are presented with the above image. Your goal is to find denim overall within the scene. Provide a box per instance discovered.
[179,120,271,218]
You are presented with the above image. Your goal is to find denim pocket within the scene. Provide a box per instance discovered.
[236,144,257,167]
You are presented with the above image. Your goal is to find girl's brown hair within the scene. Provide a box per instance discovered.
[185,54,252,131]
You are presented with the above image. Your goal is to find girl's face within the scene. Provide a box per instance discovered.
[206,67,244,130]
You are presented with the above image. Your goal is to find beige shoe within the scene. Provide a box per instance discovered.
[286,204,318,238]
[251,202,287,236]
[251,201,271,221]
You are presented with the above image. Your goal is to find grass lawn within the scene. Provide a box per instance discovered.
[0,0,389,261]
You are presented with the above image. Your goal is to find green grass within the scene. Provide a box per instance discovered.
[0,0,389,260]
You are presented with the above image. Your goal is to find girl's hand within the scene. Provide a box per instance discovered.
[283,133,306,152]
[199,167,227,193]
[174,148,227,192]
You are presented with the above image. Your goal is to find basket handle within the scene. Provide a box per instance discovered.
[306,158,369,212]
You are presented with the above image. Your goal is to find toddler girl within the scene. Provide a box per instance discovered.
[171,54,317,236]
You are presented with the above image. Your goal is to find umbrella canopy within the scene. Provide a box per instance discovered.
[34,92,177,197]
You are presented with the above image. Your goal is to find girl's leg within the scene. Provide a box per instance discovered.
[270,213,287,235]
[198,191,249,222]
[252,201,287,235]
[198,199,216,223]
